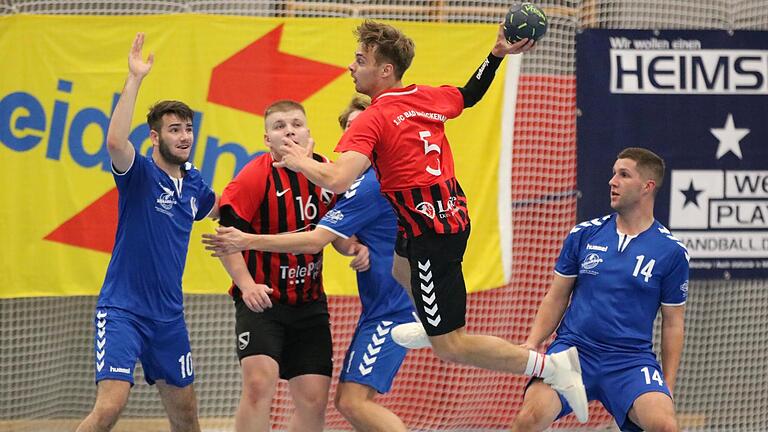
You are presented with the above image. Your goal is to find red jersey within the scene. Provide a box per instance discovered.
[336,84,470,238]
[220,153,335,305]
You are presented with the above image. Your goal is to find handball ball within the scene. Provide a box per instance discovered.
[503,2,548,43]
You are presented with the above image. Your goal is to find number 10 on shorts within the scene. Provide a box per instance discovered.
[179,352,194,379]
[640,366,663,386]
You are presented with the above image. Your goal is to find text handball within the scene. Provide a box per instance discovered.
[503,2,548,43]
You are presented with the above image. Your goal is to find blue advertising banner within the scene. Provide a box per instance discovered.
[576,29,768,279]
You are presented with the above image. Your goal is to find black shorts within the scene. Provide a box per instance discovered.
[234,298,332,380]
[395,227,469,336]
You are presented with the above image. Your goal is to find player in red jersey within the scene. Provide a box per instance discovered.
[273,21,590,422]
[216,100,368,432]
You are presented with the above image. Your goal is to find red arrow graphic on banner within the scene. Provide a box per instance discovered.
[45,25,347,253]
[45,187,118,253]
[207,24,347,115]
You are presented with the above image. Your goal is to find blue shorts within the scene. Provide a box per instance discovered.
[93,307,194,388]
[339,312,414,394]
[545,341,672,431]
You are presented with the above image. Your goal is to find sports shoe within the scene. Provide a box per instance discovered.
[391,321,431,349]
[543,347,589,423]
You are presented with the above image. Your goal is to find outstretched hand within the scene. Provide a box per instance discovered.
[129,32,154,79]
[491,23,535,57]
[202,226,251,257]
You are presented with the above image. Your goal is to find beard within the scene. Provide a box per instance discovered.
[157,136,189,166]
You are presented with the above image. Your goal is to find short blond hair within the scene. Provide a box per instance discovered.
[264,100,305,129]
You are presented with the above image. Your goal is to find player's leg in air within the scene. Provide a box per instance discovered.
[511,341,595,431]
[390,238,588,423]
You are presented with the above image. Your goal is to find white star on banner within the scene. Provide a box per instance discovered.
[710,113,749,160]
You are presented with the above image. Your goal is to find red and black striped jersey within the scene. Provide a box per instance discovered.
[220,152,335,305]
[336,84,470,238]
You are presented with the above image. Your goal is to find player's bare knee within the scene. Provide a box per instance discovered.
[334,391,363,420]
[96,398,126,421]
[167,402,198,431]
[430,332,468,364]
[510,403,550,432]
[294,390,328,415]
[241,376,277,404]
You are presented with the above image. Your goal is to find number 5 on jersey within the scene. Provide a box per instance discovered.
[420,130,441,176]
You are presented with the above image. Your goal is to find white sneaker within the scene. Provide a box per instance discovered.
[543,347,589,423]
[391,321,431,349]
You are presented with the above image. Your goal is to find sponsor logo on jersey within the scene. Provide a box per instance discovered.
[156,183,178,211]
[580,253,603,275]
[680,281,689,299]
[324,209,344,224]
[586,243,608,252]
[238,332,250,350]
[416,202,436,219]
[280,258,323,283]
[436,196,459,219]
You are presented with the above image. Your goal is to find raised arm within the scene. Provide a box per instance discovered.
[272,142,370,194]
[660,304,685,393]
[107,33,154,173]
[458,25,534,108]
[523,274,576,350]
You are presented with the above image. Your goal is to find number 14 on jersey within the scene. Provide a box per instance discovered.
[633,255,656,282]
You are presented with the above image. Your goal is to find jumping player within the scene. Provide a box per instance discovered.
[203,96,416,431]
[510,148,688,431]
[269,20,589,422]
[76,33,218,432]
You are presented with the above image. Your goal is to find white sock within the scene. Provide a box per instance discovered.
[524,351,555,378]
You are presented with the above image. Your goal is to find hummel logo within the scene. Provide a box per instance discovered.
[418,260,442,327]
[586,243,608,252]
[276,188,290,197]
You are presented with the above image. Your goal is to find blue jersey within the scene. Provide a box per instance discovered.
[554,214,689,353]
[97,152,216,321]
[318,167,414,321]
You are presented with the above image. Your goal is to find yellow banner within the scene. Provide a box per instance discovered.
[0,15,510,298]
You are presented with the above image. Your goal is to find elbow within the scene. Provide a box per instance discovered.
[328,178,352,194]
[463,97,478,108]
[106,135,123,152]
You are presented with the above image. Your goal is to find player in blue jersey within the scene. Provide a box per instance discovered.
[76,33,218,432]
[510,147,688,431]
[203,96,417,431]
